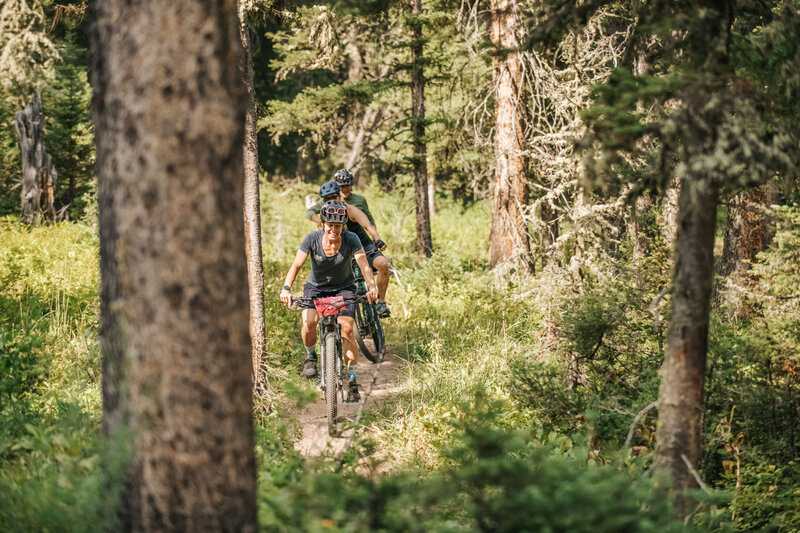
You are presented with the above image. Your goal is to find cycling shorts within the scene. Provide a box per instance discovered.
[363,243,384,271]
[301,284,357,318]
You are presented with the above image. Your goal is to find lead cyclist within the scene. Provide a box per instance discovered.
[281,200,378,402]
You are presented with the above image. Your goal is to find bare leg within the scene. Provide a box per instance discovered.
[338,316,358,366]
[301,309,319,348]
[373,255,390,301]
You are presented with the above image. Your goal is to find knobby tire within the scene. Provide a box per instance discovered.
[324,333,338,436]
[355,302,385,363]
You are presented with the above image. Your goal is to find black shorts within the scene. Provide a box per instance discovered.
[301,284,357,318]
[363,243,384,270]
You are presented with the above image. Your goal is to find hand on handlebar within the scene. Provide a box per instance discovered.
[280,289,292,307]
[373,238,387,252]
[366,288,378,303]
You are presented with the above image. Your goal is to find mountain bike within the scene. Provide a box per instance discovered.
[352,258,385,363]
[292,294,366,436]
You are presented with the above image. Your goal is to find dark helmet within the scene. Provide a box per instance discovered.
[320,200,348,224]
[319,181,340,198]
[333,169,354,186]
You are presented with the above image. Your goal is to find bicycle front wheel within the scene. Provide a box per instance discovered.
[323,333,338,436]
[355,302,385,363]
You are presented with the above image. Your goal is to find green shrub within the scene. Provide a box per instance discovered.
[258,401,691,532]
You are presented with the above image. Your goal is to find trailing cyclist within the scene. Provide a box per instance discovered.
[281,200,379,402]
[306,169,392,318]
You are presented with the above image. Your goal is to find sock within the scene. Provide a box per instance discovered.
[305,345,316,358]
[347,365,357,382]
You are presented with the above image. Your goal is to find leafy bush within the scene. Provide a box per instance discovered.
[258,401,690,532]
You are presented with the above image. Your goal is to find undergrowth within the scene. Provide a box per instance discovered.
[2,192,796,531]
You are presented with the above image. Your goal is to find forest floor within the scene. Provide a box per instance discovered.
[291,348,405,458]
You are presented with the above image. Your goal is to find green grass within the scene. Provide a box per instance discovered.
[0,190,767,531]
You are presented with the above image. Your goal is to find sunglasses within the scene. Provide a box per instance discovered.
[324,207,347,215]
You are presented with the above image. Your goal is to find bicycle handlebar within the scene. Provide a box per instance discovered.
[290,294,368,308]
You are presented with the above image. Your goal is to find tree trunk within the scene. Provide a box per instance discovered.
[295,143,307,182]
[345,105,383,176]
[629,194,652,260]
[661,178,680,245]
[428,171,436,216]
[14,93,57,225]
[489,0,531,271]
[717,189,768,281]
[410,0,433,261]
[88,0,257,530]
[653,179,719,518]
[540,198,558,265]
[238,0,268,396]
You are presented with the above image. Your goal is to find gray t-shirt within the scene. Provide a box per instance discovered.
[300,230,363,290]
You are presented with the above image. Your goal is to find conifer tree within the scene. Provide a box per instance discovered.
[410,0,433,260]
[535,0,800,516]
[238,0,268,397]
[88,0,257,528]
[0,0,60,224]
[488,0,531,270]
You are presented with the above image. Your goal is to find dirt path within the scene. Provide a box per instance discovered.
[293,349,405,457]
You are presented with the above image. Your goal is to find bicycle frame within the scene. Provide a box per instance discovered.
[316,312,343,397]
[292,294,366,435]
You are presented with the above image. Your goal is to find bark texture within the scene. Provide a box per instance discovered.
[410,0,433,261]
[238,0,268,395]
[718,189,769,281]
[88,0,257,530]
[14,93,57,225]
[489,0,531,270]
[628,194,652,260]
[661,178,680,245]
[540,199,558,265]
[653,180,719,516]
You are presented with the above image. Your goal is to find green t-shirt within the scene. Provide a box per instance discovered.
[305,193,376,246]
[342,193,375,226]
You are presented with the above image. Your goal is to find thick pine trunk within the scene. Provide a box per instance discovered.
[14,93,57,225]
[489,0,531,270]
[238,1,268,396]
[410,0,433,261]
[653,179,719,517]
[88,0,257,530]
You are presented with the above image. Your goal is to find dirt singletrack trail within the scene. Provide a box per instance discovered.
[293,348,405,457]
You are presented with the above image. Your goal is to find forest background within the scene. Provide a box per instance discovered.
[1,0,800,530]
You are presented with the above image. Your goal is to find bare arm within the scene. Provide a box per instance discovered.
[280,249,309,305]
[305,203,322,225]
[354,249,378,302]
[347,204,380,241]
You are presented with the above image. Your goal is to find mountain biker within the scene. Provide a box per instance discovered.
[306,169,392,318]
[281,200,378,402]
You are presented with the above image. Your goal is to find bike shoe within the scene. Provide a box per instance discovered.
[302,355,319,379]
[345,379,361,403]
[375,301,391,318]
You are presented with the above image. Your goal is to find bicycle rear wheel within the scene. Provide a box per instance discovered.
[323,333,338,436]
[355,302,385,363]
